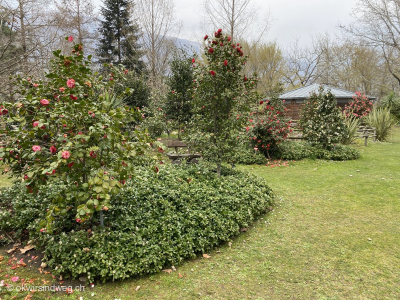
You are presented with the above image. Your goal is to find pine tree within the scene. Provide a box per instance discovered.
[97,0,145,73]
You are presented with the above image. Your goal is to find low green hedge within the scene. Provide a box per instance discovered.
[270,141,360,161]
[0,164,273,282]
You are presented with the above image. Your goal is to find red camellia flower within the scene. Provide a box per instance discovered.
[32,145,41,152]
[24,174,29,180]
[33,121,39,127]
[50,146,57,154]
[208,47,214,54]
[67,78,75,88]
[90,151,97,158]
[224,60,228,66]
[124,69,128,74]
[40,99,49,106]
[192,58,195,63]
[68,36,74,42]
[210,70,216,76]
[244,77,247,81]
[260,100,264,105]
[67,162,74,168]
[70,95,78,100]
[228,36,231,41]
[204,35,208,40]
[61,150,71,159]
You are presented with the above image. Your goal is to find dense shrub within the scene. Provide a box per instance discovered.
[271,141,360,161]
[299,87,346,149]
[229,141,268,165]
[249,97,292,158]
[0,164,274,282]
[344,91,373,119]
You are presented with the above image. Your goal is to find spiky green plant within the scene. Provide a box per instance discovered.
[341,114,360,145]
[365,107,397,141]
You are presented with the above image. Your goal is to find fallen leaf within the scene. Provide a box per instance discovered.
[135,286,141,291]
[240,228,248,232]
[228,242,232,247]
[0,256,3,262]
[6,247,17,254]
[202,254,211,259]
[44,271,51,274]
[178,273,183,278]
[20,245,35,254]
[162,269,173,274]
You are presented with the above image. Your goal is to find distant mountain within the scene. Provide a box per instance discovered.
[172,37,202,56]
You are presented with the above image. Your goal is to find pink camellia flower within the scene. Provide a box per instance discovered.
[61,150,71,159]
[88,111,92,114]
[11,276,19,282]
[228,36,231,41]
[32,145,41,152]
[67,78,75,88]
[33,83,38,88]
[210,70,216,76]
[59,87,65,93]
[91,113,95,118]
[224,60,228,66]
[76,218,81,223]
[50,146,57,154]
[110,77,113,81]
[33,121,39,127]
[68,36,74,42]
[124,69,128,74]
[40,99,49,106]
[40,228,46,232]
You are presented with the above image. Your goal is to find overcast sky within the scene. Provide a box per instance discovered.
[174,0,358,45]
[94,0,359,46]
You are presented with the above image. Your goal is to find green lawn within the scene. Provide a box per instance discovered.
[1,127,400,299]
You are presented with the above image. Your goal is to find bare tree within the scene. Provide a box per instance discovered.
[135,0,177,87]
[202,0,270,42]
[282,39,324,89]
[55,0,98,48]
[340,0,400,86]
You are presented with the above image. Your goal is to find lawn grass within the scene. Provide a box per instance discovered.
[1,127,400,299]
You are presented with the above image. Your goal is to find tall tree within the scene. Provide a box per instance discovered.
[340,0,400,86]
[135,0,176,86]
[202,0,270,42]
[165,48,195,140]
[97,0,144,73]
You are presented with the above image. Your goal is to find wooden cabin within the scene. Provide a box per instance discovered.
[279,84,376,120]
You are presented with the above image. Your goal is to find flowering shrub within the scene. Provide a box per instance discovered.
[344,91,373,119]
[299,87,346,150]
[188,29,257,176]
[249,97,292,158]
[0,38,152,231]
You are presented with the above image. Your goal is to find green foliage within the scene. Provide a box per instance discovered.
[165,49,195,139]
[344,91,373,119]
[140,106,168,139]
[341,114,360,145]
[228,133,268,165]
[0,164,274,282]
[299,87,346,149]
[115,73,150,109]
[378,92,400,121]
[188,29,258,175]
[97,0,145,73]
[271,141,360,161]
[365,107,397,141]
[0,40,152,231]
[249,97,292,157]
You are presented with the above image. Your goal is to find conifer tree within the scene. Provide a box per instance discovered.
[97,0,145,73]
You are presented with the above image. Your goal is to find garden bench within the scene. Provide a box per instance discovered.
[356,126,376,146]
[166,140,201,164]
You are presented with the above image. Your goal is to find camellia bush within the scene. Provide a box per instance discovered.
[299,87,346,150]
[249,97,292,158]
[0,37,152,232]
[344,91,373,120]
[188,29,258,176]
